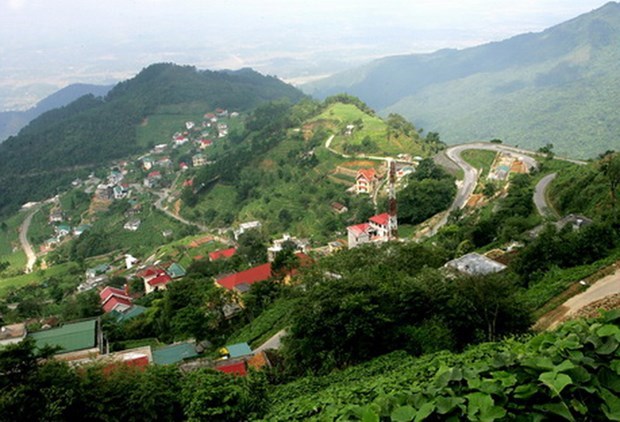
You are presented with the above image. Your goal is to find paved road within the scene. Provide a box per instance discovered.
[154,190,208,232]
[533,173,558,218]
[547,268,620,330]
[19,207,40,273]
[254,329,287,352]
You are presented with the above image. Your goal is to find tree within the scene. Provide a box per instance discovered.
[599,152,620,208]
[237,230,268,265]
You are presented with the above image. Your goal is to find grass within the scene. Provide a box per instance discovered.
[398,224,416,239]
[0,262,80,297]
[461,150,497,177]
[313,103,424,157]
[27,204,54,247]
[226,297,299,349]
[136,113,205,149]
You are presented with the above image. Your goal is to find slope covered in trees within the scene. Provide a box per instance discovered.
[304,2,620,158]
[0,64,304,216]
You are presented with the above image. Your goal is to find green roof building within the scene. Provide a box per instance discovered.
[29,319,98,355]
[167,263,186,279]
[112,305,147,323]
[224,342,252,358]
[152,342,198,365]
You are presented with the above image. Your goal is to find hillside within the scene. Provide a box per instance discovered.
[0,84,113,143]
[303,2,620,158]
[0,64,304,216]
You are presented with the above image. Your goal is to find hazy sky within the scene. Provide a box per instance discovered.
[0,0,611,110]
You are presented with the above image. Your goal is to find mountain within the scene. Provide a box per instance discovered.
[0,63,304,216]
[0,83,113,143]
[303,2,620,158]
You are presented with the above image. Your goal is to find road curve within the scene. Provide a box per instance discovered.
[19,207,39,273]
[534,173,558,218]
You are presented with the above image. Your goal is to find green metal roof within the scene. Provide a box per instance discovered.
[29,319,97,354]
[113,305,147,323]
[152,342,198,365]
[225,342,252,358]
[167,263,186,279]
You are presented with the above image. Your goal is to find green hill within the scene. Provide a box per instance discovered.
[303,2,620,159]
[0,64,304,216]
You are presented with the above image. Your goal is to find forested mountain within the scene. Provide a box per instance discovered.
[303,2,620,158]
[0,64,304,216]
[0,83,113,143]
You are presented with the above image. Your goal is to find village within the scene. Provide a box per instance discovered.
[1,105,556,377]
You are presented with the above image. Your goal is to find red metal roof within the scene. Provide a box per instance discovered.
[369,213,389,226]
[216,263,272,290]
[347,222,370,235]
[103,296,132,313]
[99,286,128,302]
[147,171,161,178]
[137,266,165,279]
[148,274,172,286]
[209,247,237,261]
[357,168,376,181]
[215,361,247,376]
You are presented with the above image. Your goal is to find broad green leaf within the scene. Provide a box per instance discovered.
[612,360,620,375]
[534,403,575,422]
[597,324,620,338]
[539,372,573,396]
[391,405,416,422]
[513,383,538,399]
[491,371,517,388]
[435,396,464,415]
[555,360,576,373]
[480,405,507,422]
[570,399,587,415]
[597,337,619,355]
[602,309,620,323]
[414,402,435,422]
[522,356,555,370]
[357,406,380,422]
[601,388,620,421]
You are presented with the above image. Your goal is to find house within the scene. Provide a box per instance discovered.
[216,263,272,292]
[153,143,168,154]
[192,153,207,167]
[55,224,72,237]
[100,286,133,313]
[108,170,123,185]
[220,342,252,359]
[124,219,141,231]
[345,124,355,136]
[217,123,228,138]
[230,111,239,118]
[444,252,507,276]
[198,139,213,149]
[0,323,27,348]
[179,162,189,171]
[173,135,189,146]
[215,361,247,376]
[166,263,186,279]
[233,220,262,240]
[111,305,147,323]
[356,168,378,194]
[347,213,391,248]
[267,234,310,262]
[95,184,114,200]
[86,263,110,279]
[331,202,348,214]
[138,266,173,294]
[209,247,237,261]
[113,185,128,200]
[100,346,152,374]
[142,157,155,171]
[144,170,162,188]
[125,254,139,269]
[157,157,172,168]
[215,108,228,118]
[28,319,101,361]
[185,121,195,130]
[49,210,64,223]
[152,342,198,365]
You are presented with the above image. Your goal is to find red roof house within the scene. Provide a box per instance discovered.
[209,247,237,261]
[369,213,389,227]
[216,263,272,291]
[100,286,133,313]
[215,361,247,376]
[146,273,172,294]
[356,168,378,194]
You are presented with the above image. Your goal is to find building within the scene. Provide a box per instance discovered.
[347,213,391,248]
[267,234,310,262]
[444,252,507,276]
[166,262,186,279]
[28,319,102,361]
[209,247,237,261]
[192,153,207,167]
[100,286,133,313]
[152,342,198,365]
[233,221,262,240]
[138,266,173,294]
[331,202,348,214]
[123,219,141,231]
[86,263,110,279]
[356,168,378,194]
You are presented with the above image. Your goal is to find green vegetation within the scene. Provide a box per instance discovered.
[0,64,304,217]
[461,149,497,178]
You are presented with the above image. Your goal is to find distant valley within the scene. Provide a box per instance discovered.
[0,84,113,143]
[303,2,620,158]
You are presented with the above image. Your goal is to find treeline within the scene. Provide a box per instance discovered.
[0,63,304,216]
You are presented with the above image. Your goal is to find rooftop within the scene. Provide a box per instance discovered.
[444,252,507,276]
[152,342,198,365]
[29,319,97,354]
[223,342,252,358]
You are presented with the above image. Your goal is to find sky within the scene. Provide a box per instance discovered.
[0,0,611,110]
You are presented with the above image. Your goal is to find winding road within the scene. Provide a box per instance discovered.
[533,173,558,218]
[19,206,40,273]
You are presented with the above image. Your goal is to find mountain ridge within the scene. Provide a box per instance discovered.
[303,2,620,158]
